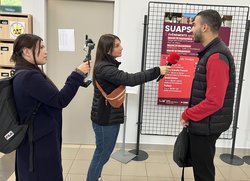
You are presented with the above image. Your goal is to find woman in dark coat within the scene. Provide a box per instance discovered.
[12,34,90,181]
[87,34,170,181]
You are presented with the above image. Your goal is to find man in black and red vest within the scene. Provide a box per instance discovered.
[180,10,236,181]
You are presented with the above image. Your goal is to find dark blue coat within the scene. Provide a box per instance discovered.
[13,69,84,181]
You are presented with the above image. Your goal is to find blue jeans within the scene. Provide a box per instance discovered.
[87,122,120,181]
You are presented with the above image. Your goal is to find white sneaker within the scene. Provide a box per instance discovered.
[98,177,104,181]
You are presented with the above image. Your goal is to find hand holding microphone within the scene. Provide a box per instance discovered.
[159,66,171,76]
[157,52,180,82]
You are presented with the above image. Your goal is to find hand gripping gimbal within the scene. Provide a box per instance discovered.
[82,35,95,87]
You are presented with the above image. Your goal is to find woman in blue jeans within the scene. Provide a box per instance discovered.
[87,34,170,181]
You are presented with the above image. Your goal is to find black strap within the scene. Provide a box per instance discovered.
[181,167,185,181]
[12,69,29,77]
[13,69,41,172]
[12,69,41,172]
[27,103,41,172]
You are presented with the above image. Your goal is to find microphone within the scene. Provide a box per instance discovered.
[156,52,180,82]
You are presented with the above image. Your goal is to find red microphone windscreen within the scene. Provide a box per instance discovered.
[167,52,180,65]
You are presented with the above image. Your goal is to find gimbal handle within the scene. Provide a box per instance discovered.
[82,35,95,88]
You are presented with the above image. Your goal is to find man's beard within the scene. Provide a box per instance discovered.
[193,33,203,43]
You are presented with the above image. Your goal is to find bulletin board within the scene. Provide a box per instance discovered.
[140,2,249,139]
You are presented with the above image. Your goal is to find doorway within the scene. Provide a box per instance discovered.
[47,0,114,144]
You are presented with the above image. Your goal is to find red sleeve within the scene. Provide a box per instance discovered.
[182,53,229,122]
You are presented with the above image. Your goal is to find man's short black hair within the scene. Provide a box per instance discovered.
[196,9,222,33]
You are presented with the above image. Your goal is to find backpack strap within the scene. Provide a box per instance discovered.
[27,102,41,172]
[12,69,41,172]
[181,166,185,181]
[12,69,29,77]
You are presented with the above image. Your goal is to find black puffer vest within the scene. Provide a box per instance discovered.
[91,58,160,126]
[188,38,236,135]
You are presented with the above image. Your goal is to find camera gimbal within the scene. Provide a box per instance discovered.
[82,35,95,87]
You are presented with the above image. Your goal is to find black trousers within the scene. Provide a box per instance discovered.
[189,133,221,181]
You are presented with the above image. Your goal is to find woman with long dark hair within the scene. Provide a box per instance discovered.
[12,34,90,181]
[87,34,170,181]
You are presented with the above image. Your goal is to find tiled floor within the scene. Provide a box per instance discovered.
[1,144,250,181]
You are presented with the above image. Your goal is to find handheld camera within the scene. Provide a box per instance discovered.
[82,35,95,87]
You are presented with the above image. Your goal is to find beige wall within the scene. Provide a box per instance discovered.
[21,0,250,148]
[47,0,114,144]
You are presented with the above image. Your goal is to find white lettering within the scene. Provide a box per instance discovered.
[165,25,192,33]
[4,131,14,141]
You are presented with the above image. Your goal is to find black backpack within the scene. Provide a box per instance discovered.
[0,70,40,172]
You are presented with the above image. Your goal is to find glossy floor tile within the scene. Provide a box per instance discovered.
[2,144,250,181]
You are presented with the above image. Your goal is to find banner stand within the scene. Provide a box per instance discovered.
[220,20,250,166]
[243,156,250,165]
[220,154,244,165]
[111,92,136,164]
[128,15,149,161]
